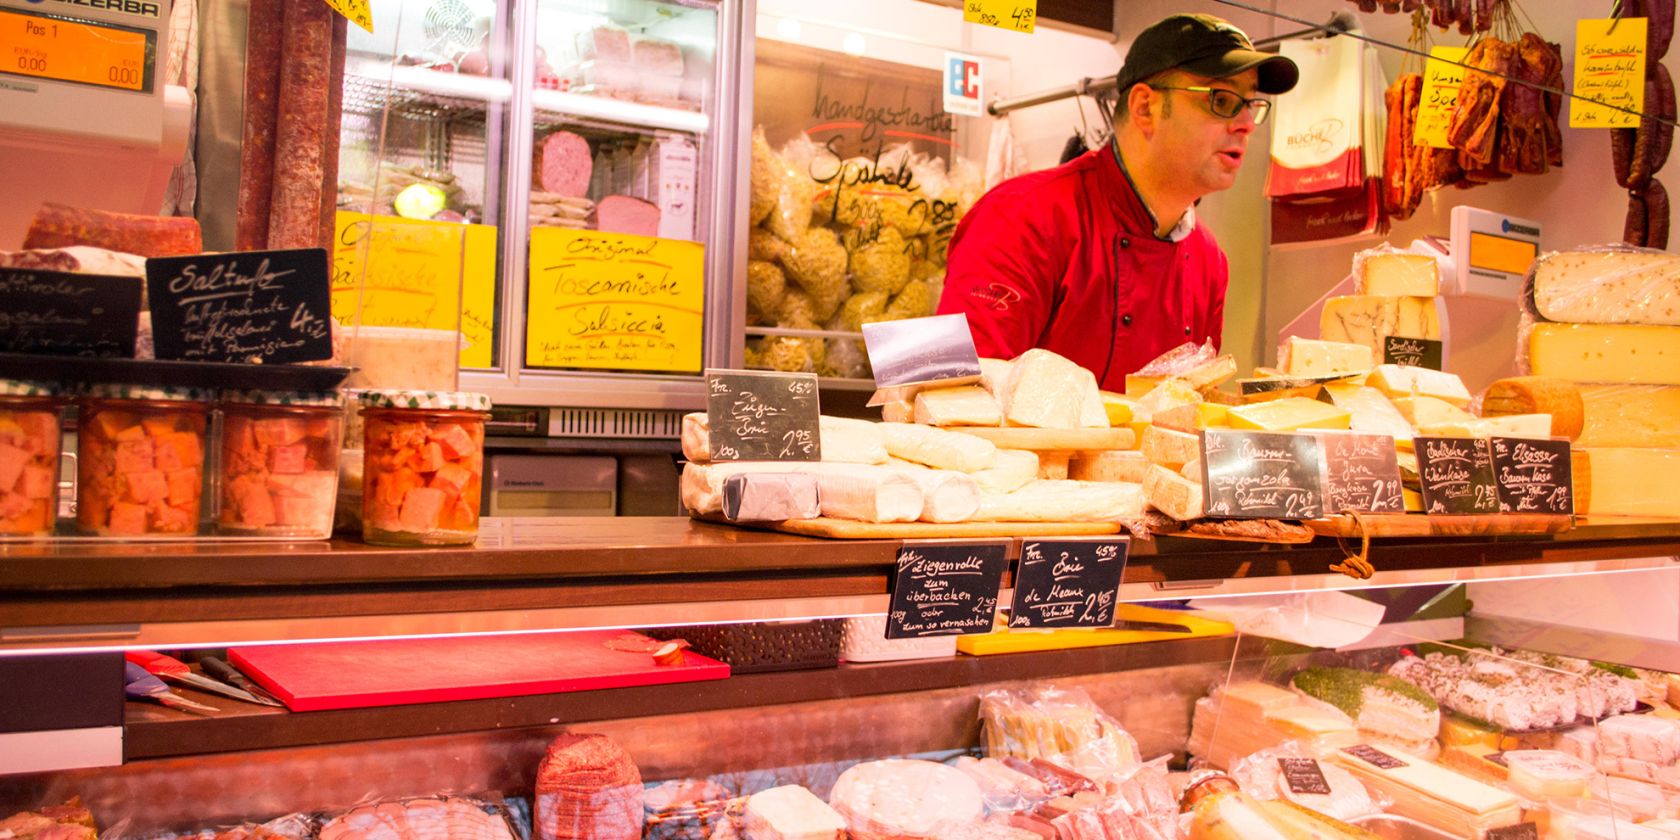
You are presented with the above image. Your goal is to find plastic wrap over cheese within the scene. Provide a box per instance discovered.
[828,759,985,840]
[1524,243,1680,326]
[1230,743,1385,822]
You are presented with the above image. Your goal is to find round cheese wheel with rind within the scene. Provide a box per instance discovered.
[829,759,984,839]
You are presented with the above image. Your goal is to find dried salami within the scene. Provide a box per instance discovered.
[1652,0,1676,60]
[235,0,285,251]
[1647,179,1671,248]
[1653,62,1676,173]
[1627,187,1650,246]
[533,131,593,197]
[267,0,334,250]
[23,203,202,257]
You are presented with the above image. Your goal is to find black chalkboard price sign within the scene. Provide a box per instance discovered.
[145,248,334,363]
[1008,538,1129,629]
[1201,429,1325,519]
[1383,336,1444,370]
[886,540,1007,639]
[1317,432,1405,514]
[0,268,141,358]
[1415,436,1500,515]
[1490,437,1574,514]
[704,369,822,462]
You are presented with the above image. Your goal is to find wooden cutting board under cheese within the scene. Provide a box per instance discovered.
[1306,514,1573,538]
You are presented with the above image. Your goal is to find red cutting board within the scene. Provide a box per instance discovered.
[228,631,729,712]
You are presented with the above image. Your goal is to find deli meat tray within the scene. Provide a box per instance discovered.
[0,353,352,391]
[229,630,729,712]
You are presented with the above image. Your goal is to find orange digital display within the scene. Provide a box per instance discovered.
[0,7,152,93]
[1469,231,1539,277]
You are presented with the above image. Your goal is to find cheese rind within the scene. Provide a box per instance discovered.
[1529,323,1680,385]
[881,463,981,523]
[1001,349,1099,429]
[1279,337,1376,376]
[1141,425,1200,468]
[1143,463,1203,520]
[881,423,997,472]
[1481,376,1584,439]
[1225,397,1352,431]
[1070,450,1149,483]
[1369,365,1472,407]
[913,385,1002,427]
[1320,295,1442,356]
[1578,384,1680,446]
[1358,252,1441,296]
[1532,248,1680,326]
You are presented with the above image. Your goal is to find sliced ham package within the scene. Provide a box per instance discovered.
[596,196,661,238]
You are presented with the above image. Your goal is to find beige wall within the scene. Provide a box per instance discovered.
[1115,1,1680,389]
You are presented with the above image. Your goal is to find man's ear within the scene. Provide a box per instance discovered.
[1126,84,1158,134]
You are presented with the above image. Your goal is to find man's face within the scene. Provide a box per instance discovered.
[1151,68,1261,196]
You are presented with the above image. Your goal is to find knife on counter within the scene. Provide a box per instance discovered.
[199,655,285,707]
[125,650,269,705]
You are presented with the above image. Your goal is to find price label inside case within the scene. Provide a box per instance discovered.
[886,541,1007,639]
[704,369,822,462]
[1008,538,1129,629]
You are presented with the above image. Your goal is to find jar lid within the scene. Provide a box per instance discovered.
[81,382,212,403]
[0,379,61,398]
[359,390,492,412]
[221,389,345,408]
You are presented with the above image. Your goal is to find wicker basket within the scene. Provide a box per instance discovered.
[645,620,842,673]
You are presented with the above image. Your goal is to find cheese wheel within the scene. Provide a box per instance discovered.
[1480,376,1584,439]
[828,760,983,839]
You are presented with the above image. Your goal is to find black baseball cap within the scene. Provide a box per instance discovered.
[1115,14,1299,97]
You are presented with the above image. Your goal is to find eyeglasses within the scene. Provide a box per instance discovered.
[1147,85,1272,125]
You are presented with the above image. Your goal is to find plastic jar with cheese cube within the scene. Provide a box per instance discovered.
[359,390,490,546]
[216,390,344,538]
[77,384,210,537]
[0,380,65,537]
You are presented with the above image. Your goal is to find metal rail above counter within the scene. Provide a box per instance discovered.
[3,516,1678,653]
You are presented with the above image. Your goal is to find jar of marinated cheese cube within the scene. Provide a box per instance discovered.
[359,390,490,546]
[0,380,65,537]
[77,384,210,537]
[217,390,344,538]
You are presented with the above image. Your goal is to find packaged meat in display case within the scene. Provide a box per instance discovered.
[745,26,998,379]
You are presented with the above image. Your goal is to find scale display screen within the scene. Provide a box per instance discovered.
[1468,231,1539,277]
[0,7,154,93]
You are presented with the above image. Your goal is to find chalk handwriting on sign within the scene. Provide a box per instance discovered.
[704,369,822,462]
[1490,437,1574,514]
[1571,17,1647,129]
[1415,436,1500,514]
[1416,46,1470,148]
[146,249,333,364]
[1318,432,1406,514]
[321,0,373,33]
[527,228,705,373]
[1279,758,1332,796]
[1201,430,1325,520]
[886,541,1008,638]
[1384,336,1444,370]
[964,0,1036,33]
[1008,538,1129,629]
[0,268,141,358]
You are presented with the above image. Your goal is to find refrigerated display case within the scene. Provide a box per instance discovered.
[332,0,745,413]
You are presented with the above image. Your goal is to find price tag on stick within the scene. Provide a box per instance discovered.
[1383,336,1444,370]
[886,540,1008,639]
[1008,538,1130,629]
[704,369,822,462]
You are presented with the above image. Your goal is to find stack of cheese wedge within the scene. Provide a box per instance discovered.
[1319,249,1444,360]
[1521,246,1680,516]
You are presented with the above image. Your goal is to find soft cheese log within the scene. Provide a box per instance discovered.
[1531,248,1680,325]
[1323,384,1415,441]
[913,385,1001,426]
[1279,337,1376,376]
[1481,376,1584,439]
[1001,348,1100,428]
[1578,384,1680,446]
[1143,464,1203,520]
[1070,450,1150,483]
[1357,252,1441,296]
[680,414,888,464]
[879,460,981,523]
[681,462,924,523]
[968,449,1039,494]
[973,480,1145,522]
[1141,425,1199,469]
[1369,365,1472,407]
[1529,323,1680,385]
[744,784,846,840]
[1320,295,1441,355]
[881,422,997,472]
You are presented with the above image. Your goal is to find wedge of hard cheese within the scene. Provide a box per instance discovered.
[881,423,997,472]
[1323,384,1415,441]
[1577,448,1680,515]
[1144,464,1203,521]
[1070,450,1149,483]
[1531,248,1680,326]
[1358,251,1440,296]
[682,414,888,464]
[1369,365,1472,407]
[1415,414,1553,438]
[1001,349,1103,429]
[1578,384,1680,446]
[1320,295,1441,356]
[913,385,1001,426]
[1226,397,1352,431]
[1279,337,1375,377]
[744,784,846,840]
[973,480,1144,522]
[1529,323,1680,385]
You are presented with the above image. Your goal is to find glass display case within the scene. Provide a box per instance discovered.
[332,0,743,410]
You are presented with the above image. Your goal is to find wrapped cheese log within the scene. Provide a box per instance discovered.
[969,449,1039,495]
[973,480,1144,522]
[884,460,981,523]
[681,413,887,465]
[681,462,923,523]
[882,422,997,472]
[721,472,820,522]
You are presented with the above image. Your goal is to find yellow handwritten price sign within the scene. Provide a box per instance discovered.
[1415,46,1470,148]
[322,0,373,33]
[331,211,499,368]
[526,228,705,373]
[964,0,1036,34]
[1572,17,1647,128]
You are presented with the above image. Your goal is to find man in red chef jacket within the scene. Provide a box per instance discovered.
[936,14,1298,391]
